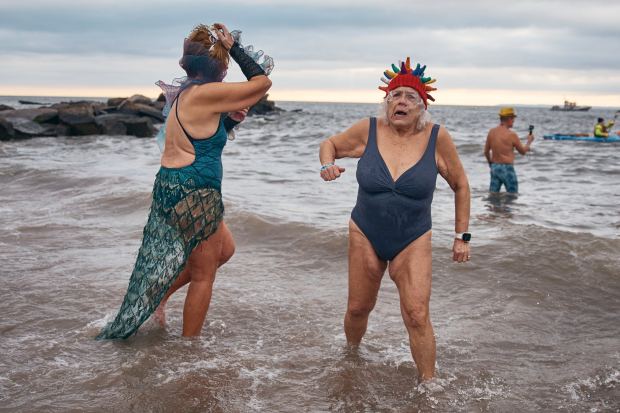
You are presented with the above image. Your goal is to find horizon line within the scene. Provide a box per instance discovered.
[2,94,620,110]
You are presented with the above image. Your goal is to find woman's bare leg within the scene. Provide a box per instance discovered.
[153,223,235,328]
[344,220,387,344]
[153,266,191,327]
[388,231,435,381]
[182,222,235,336]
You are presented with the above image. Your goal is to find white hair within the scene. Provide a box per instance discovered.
[378,92,431,132]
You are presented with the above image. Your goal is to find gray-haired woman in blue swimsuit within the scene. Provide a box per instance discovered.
[318,57,471,381]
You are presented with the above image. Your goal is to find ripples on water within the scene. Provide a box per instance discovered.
[0,98,618,411]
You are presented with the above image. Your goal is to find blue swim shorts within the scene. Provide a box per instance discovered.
[489,163,518,193]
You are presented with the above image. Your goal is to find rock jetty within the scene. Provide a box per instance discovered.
[0,93,282,141]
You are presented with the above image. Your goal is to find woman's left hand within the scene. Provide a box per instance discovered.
[452,239,470,263]
[229,107,249,122]
[212,23,235,50]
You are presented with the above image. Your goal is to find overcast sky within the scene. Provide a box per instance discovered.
[1,0,619,106]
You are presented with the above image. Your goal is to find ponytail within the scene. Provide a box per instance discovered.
[187,24,230,67]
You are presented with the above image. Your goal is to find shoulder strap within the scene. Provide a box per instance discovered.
[427,123,441,164]
[368,117,377,146]
[430,123,440,143]
[428,123,440,149]
[174,95,195,141]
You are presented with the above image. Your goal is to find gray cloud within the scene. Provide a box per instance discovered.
[0,0,618,99]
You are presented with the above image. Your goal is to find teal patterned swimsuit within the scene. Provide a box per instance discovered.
[97,99,227,339]
[489,163,518,193]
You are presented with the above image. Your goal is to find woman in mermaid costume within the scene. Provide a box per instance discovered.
[97,23,273,339]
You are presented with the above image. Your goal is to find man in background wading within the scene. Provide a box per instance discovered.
[484,107,534,193]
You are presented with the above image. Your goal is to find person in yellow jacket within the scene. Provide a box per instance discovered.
[594,117,614,138]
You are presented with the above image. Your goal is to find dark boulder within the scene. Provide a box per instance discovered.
[98,105,118,114]
[107,97,126,107]
[118,102,165,122]
[0,116,53,139]
[0,108,59,124]
[9,118,55,138]
[95,114,155,137]
[53,100,106,114]
[55,102,98,135]
[67,122,100,136]
[2,97,160,139]
[55,124,71,137]
[95,114,134,135]
[152,101,165,111]
[55,102,94,123]
[127,94,153,105]
[0,118,15,140]
[0,104,14,112]
[248,94,283,116]
[124,117,155,137]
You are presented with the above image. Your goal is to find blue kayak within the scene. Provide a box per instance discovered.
[543,134,620,142]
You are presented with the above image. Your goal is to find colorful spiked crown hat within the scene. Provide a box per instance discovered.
[379,57,437,109]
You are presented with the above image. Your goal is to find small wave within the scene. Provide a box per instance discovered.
[562,367,619,410]
[225,207,348,257]
[457,142,484,156]
[157,359,224,384]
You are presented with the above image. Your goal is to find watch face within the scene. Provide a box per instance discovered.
[462,233,471,242]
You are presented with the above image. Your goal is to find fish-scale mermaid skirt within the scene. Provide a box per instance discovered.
[97,168,223,339]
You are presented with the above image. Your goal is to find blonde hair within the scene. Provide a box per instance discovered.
[188,24,229,66]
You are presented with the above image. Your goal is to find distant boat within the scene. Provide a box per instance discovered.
[550,100,591,111]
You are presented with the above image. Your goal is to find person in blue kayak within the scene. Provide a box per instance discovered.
[483,107,534,193]
[594,117,614,138]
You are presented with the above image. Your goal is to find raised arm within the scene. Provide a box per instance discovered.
[436,126,471,263]
[190,23,272,113]
[514,131,534,155]
[319,119,369,181]
[196,78,271,113]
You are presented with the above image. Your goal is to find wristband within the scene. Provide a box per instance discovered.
[223,115,241,132]
[320,163,334,172]
[229,42,266,80]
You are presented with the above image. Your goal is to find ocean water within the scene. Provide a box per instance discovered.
[1,97,618,412]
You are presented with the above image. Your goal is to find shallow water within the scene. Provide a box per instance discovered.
[1,97,619,411]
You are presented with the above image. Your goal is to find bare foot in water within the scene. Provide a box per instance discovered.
[153,301,167,327]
